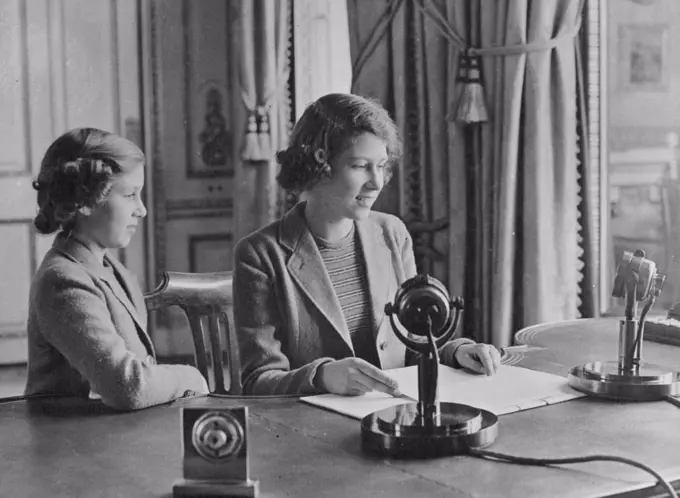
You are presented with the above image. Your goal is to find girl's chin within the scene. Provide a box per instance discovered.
[347,207,373,219]
[110,235,134,249]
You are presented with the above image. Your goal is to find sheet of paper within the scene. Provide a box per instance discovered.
[300,364,586,420]
[299,390,414,420]
[387,364,586,414]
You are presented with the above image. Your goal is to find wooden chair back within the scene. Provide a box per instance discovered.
[144,270,240,394]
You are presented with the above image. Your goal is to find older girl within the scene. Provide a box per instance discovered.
[234,93,501,396]
[24,128,208,410]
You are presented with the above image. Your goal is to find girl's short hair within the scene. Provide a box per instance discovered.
[33,128,145,235]
[276,93,402,192]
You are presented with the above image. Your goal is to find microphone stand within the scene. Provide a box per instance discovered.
[417,313,441,429]
[618,271,640,373]
[360,274,498,458]
[568,251,680,401]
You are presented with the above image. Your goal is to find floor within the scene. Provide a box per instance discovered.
[0,365,27,398]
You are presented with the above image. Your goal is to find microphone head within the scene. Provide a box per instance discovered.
[612,250,658,301]
[392,274,451,336]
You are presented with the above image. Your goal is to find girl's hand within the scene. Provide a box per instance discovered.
[317,358,402,397]
[454,343,502,375]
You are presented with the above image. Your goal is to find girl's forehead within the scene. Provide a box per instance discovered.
[340,133,388,159]
[111,163,145,188]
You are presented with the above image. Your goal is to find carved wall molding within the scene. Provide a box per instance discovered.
[149,0,167,286]
[166,198,234,220]
[166,198,233,210]
[0,324,29,340]
[584,0,607,311]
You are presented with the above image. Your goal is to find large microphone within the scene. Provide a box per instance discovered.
[568,250,680,400]
[361,274,498,458]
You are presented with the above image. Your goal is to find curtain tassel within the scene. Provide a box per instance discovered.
[256,107,273,159]
[452,53,489,124]
[241,110,263,161]
[241,107,273,162]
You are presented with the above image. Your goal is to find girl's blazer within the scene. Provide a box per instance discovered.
[24,233,207,410]
[234,202,473,395]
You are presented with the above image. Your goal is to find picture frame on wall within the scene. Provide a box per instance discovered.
[187,85,234,179]
[189,233,233,273]
[618,24,669,92]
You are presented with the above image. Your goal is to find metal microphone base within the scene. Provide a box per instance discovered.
[568,361,680,401]
[360,402,498,459]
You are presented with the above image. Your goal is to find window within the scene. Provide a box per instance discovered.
[588,0,680,313]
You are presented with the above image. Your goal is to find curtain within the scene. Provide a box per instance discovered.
[281,0,354,213]
[471,0,587,346]
[348,0,596,346]
[347,0,468,297]
[235,0,291,242]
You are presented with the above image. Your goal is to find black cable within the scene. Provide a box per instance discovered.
[469,448,678,498]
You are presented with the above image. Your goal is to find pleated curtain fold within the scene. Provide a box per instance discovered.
[348,0,596,346]
[235,0,291,241]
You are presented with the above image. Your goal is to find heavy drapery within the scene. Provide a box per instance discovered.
[348,0,469,297]
[348,0,596,346]
[236,0,355,228]
[235,0,291,242]
[472,0,588,345]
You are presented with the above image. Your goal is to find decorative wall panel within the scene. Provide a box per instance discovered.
[147,0,236,357]
[0,0,141,364]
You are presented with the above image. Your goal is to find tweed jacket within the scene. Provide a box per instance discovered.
[233,202,473,395]
[24,233,208,410]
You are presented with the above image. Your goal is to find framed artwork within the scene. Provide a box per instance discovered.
[618,24,669,92]
[189,233,233,273]
[187,85,233,179]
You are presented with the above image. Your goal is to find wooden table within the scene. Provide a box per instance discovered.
[2,318,680,498]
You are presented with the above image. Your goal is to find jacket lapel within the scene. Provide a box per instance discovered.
[53,234,153,355]
[280,204,353,352]
[103,256,155,355]
[356,217,394,336]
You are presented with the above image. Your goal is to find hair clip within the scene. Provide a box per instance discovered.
[314,148,328,165]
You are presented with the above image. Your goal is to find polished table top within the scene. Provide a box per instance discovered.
[3,318,680,498]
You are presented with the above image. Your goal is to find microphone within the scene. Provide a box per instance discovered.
[360,274,498,459]
[568,250,680,401]
[384,274,462,349]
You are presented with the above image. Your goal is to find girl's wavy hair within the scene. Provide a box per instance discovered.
[276,93,402,193]
[32,127,145,235]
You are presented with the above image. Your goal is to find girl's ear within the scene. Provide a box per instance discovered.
[319,163,332,181]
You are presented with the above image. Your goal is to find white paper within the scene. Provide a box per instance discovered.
[300,364,586,420]
[299,391,414,419]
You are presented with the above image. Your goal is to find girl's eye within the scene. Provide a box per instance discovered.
[352,164,367,169]
[125,193,136,199]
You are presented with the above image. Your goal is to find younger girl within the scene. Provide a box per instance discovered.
[24,128,208,410]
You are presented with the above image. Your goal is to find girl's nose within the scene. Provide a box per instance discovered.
[367,165,384,190]
[136,199,147,218]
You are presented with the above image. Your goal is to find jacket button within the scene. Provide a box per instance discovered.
[145,355,156,365]
[379,341,388,351]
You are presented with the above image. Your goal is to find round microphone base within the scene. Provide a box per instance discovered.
[360,402,498,459]
[568,361,680,401]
